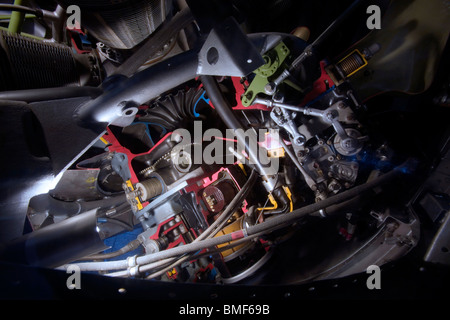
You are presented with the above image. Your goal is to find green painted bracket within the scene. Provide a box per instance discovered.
[241,41,290,107]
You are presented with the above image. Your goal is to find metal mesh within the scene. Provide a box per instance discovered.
[59,0,172,49]
[0,31,79,90]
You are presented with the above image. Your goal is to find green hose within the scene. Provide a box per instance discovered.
[7,0,25,34]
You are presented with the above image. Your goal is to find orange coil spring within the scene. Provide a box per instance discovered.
[338,52,365,77]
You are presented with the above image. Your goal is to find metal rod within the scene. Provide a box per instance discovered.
[278,139,316,189]
[253,97,324,117]
[265,0,364,95]
[7,0,25,33]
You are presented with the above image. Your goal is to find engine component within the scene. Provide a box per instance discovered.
[336,49,368,78]
[241,41,291,107]
[270,104,306,146]
[263,0,365,96]
[135,178,164,202]
[202,181,236,214]
[0,30,101,90]
[139,87,210,132]
[138,213,193,254]
[326,44,381,86]
[57,0,173,49]
[74,17,264,130]
[1,0,449,298]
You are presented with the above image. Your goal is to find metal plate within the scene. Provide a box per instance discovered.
[197,17,265,77]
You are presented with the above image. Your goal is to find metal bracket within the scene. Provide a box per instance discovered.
[111,152,132,181]
[197,17,265,77]
[270,106,306,146]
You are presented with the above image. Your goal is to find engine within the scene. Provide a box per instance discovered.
[22,32,420,284]
[0,0,449,295]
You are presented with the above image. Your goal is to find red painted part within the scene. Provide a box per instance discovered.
[339,227,353,241]
[205,77,269,111]
[193,263,215,283]
[66,26,86,35]
[299,60,335,106]
[230,229,245,241]
[148,215,192,250]
[167,235,186,249]
[196,263,214,273]
[148,216,176,240]
[231,77,271,111]
[134,105,150,119]
[102,127,173,184]
[70,37,91,54]
[67,28,91,54]
[259,238,271,252]
[162,221,183,236]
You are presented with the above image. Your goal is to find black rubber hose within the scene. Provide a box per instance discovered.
[139,87,208,131]
[200,76,244,130]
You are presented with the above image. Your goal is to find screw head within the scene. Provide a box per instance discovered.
[294,136,305,146]
[264,82,276,95]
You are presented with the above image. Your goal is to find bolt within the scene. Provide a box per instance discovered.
[274,107,282,115]
[325,112,334,121]
[264,82,276,95]
[295,136,305,145]
[273,92,284,103]
[338,101,346,109]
